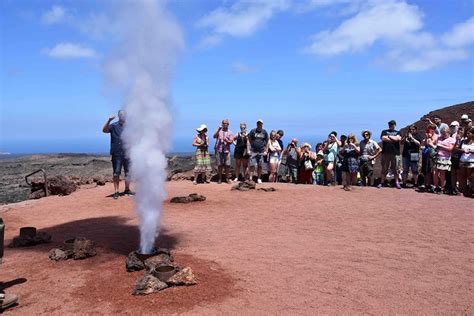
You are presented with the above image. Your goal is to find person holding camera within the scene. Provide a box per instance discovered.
[102,110,133,199]
[268,131,282,182]
[213,119,234,184]
[233,123,249,182]
[401,125,422,187]
[322,133,339,186]
[193,124,212,184]
[247,119,269,184]
[340,134,360,191]
[298,143,316,184]
[282,138,299,183]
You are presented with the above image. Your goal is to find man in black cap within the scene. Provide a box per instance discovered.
[102,110,133,199]
[247,119,269,183]
[378,120,402,189]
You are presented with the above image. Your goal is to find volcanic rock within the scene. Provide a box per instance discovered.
[72,237,97,260]
[47,175,77,196]
[231,180,256,191]
[29,189,46,200]
[92,176,107,186]
[126,251,145,272]
[170,193,206,203]
[9,231,51,248]
[49,248,69,261]
[144,254,174,271]
[167,267,197,286]
[259,187,276,192]
[133,274,168,295]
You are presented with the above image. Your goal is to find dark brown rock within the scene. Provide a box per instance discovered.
[144,254,174,271]
[258,187,277,192]
[29,189,46,200]
[9,230,51,248]
[167,267,197,286]
[231,180,256,191]
[47,175,77,196]
[170,193,206,203]
[126,251,145,272]
[72,237,96,260]
[49,248,68,261]
[133,274,168,295]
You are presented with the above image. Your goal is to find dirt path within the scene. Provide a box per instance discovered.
[0,182,472,314]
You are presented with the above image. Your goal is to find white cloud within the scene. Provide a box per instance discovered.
[198,34,223,48]
[231,62,257,73]
[42,43,98,59]
[442,17,474,48]
[197,0,290,40]
[306,1,423,55]
[304,0,474,72]
[41,5,67,25]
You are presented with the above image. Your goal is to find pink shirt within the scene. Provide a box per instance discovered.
[216,130,234,153]
[437,136,455,158]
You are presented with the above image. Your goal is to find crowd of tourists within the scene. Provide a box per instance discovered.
[192,115,474,196]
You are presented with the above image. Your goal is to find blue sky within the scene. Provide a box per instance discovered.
[1,0,473,154]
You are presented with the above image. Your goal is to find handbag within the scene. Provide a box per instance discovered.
[304,158,313,171]
[410,152,419,162]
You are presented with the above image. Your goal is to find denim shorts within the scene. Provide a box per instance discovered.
[112,155,130,177]
[402,156,418,175]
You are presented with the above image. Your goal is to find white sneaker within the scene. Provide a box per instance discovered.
[233,177,238,182]
[257,178,262,184]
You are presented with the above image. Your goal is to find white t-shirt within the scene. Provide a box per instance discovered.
[460,142,474,162]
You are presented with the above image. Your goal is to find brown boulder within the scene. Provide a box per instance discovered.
[125,251,145,272]
[232,180,256,191]
[133,274,168,295]
[48,175,77,196]
[72,237,97,260]
[167,267,197,286]
[49,248,69,261]
[170,193,206,203]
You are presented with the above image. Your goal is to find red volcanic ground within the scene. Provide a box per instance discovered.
[0,182,472,314]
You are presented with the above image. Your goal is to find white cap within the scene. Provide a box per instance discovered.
[450,121,460,127]
[257,119,264,124]
[461,114,469,120]
[196,124,207,132]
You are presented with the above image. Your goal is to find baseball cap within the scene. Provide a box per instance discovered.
[257,119,264,124]
[450,121,460,127]
[461,114,469,121]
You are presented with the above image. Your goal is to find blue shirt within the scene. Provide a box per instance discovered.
[108,122,125,156]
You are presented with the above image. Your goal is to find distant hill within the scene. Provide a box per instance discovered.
[401,101,473,135]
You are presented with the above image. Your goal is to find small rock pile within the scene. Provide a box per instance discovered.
[170,193,206,203]
[126,248,197,295]
[9,227,51,248]
[258,187,277,192]
[49,237,97,261]
[231,180,256,191]
[29,175,77,199]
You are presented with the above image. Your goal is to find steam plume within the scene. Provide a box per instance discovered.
[103,0,183,253]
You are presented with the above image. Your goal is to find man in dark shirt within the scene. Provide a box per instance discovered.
[401,125,422,187]
[102,110,132,199]
[247,119,269,183]
[378,120,402,189]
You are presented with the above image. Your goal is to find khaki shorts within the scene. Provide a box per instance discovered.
[216,152,231,167]
[381,153,401,175]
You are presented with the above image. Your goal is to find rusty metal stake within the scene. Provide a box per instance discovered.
[25,169,48,197]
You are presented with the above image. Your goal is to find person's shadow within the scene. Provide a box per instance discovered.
[0,278,27,292]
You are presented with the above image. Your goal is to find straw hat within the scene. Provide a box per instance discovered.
[196,124,207,132]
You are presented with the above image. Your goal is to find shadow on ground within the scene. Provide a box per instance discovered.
[8,216,180,256]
